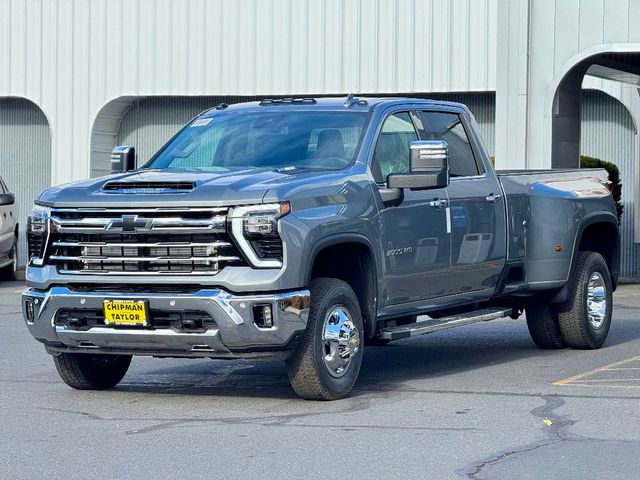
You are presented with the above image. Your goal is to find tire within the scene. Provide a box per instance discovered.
[53,353,132,390]
[525,303,566,349]
[557,251,613,349]
[0,241,17,281]
[286,278,364,400]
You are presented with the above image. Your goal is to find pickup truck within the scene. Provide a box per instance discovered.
[22,96,619,400]
[0,175,18,281]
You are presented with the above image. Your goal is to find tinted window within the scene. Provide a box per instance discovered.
[416,112,480,177]
[0,179,5,194]
[145,111,367,172]
[372,112,418,183]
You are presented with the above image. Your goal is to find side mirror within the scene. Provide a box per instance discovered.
[0,193,15,206]
[110,145,136,174]
[387,140,449,190]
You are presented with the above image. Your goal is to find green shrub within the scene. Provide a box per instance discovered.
[580,155,623,221]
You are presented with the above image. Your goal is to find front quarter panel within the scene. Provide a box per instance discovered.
[264,168,381,289]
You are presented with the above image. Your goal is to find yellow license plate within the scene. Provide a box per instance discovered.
[103,300,149,326]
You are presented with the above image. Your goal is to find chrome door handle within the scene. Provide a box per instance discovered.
[428,199,448,209]
[485,193,502,204]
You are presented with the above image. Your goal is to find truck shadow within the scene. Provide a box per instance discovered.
[119,318,638,399]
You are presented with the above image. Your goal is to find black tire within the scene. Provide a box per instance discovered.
[0,241,17,281]
[525,303,566,349]
[53,353,132,390]
[286,278,364,400]
[557,251,613,349]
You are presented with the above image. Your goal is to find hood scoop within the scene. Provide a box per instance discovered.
[102,181,196,193]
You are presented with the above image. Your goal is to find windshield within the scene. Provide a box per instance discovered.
[144,111,369,172]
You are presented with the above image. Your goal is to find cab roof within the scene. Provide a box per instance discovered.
[199,96,469,117]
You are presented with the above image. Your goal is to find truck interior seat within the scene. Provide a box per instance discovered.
[316,129,345,158]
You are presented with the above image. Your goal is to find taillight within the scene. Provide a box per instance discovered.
[606,180,615,192]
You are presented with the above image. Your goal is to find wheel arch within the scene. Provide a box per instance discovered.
[575,213,619,289]
[550,212,619,303]
[306,234,379,339]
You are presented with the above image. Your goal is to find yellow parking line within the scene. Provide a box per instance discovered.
[602,367,640,371]
[14,289,24,294]
[572,378,640,383]
[551,383,640,389]
[553,355,640,386]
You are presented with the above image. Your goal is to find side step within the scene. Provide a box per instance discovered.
[378,306,514,341]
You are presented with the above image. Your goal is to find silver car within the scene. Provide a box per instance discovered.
[0,176,18,281]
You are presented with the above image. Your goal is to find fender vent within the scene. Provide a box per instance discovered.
[103,181,196,192]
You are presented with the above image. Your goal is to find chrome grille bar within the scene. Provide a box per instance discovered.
[51,216,227,234]
[50,255,241,263]
[56,270,235,276]
[52,241,232,248]
[51,207,228,214]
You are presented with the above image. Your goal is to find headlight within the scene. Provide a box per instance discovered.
[230,203,290,268]
[27,204,51,265]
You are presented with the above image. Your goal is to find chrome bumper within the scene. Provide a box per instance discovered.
[22,287,310,359]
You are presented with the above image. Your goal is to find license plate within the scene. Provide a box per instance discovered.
[103,300,149,326]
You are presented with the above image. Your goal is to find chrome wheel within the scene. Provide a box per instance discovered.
[322,305,360,378]
[587,272,607,330]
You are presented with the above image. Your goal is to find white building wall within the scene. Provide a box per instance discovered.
[496,0,640,169]
[0,0,498,186]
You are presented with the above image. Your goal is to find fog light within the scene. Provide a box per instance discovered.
[253,304,273,328]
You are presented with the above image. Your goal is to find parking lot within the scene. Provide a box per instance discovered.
[1,280,639,479]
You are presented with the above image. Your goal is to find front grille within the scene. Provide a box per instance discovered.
[47,208,247,275]
[55,308,216,333]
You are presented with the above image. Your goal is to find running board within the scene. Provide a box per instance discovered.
[378,306,513,341]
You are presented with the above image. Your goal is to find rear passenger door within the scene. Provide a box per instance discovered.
[415,110,506,299]
[372,111,451,305]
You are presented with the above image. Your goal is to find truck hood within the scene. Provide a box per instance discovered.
[36,168,328,208]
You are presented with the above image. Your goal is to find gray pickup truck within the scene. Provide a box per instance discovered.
[23,96,619,400]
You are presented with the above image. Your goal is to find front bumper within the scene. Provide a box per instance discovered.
[22,287,310,360]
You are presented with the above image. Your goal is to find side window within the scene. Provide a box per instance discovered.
[0,180,5,194]
[416,112,480,177]
[372,112,418,183]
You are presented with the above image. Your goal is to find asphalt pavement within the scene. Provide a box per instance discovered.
[1,281,639,479]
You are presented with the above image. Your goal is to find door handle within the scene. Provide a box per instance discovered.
[485,193,502,204]
[428,198,448,209]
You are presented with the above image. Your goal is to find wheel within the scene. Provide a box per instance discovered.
[0,241,17,281]
[286,278,364,400]
[525,303,566,349]
[557,251,613,349]
[53,353,132,390]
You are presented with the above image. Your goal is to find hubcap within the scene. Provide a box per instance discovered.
[587,272,607,330]
[321,306,360,378]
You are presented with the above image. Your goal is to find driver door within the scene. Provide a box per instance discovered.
[373,111,451,306]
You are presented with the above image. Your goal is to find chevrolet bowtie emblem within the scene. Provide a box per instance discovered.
[106,215,153,232]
